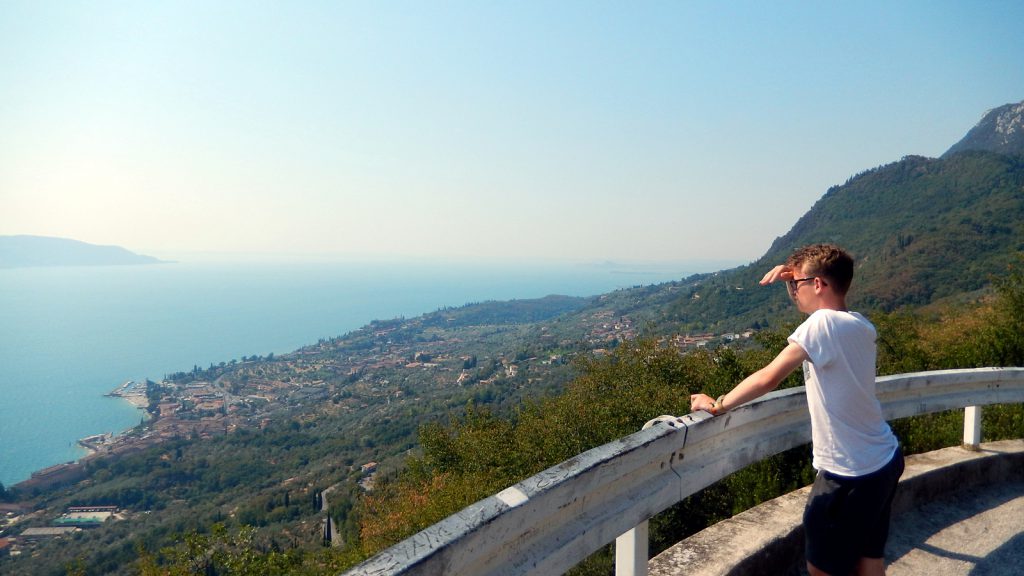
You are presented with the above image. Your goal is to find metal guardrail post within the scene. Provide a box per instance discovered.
[964,405,982,449]
[615,520,648,576]
[614,416,678,576]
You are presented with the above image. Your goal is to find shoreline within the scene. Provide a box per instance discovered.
[9,385,158,490]
[69,384,153,463]
[116,392,151,409]
[74,383,153,457]
[105,380,154,414]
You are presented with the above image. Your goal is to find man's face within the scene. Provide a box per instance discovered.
[785,263,817,313]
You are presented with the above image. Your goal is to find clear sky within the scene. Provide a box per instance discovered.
[2,1,1022,264]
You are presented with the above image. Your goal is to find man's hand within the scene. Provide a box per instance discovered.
[759,264,795,286]
[690,393,717,414]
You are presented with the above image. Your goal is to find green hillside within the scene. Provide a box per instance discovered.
[643,150,1024,333]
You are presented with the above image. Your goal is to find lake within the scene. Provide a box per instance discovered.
[0,259,730,486]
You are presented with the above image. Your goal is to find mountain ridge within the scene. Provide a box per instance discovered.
[943,99,1024,157]
[644,148,1024,332]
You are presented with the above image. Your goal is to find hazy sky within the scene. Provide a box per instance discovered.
[2,2,1022,264]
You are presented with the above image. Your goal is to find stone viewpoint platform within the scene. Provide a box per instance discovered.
[649,439,1024,576]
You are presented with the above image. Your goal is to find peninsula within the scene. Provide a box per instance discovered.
[0,235,168,268]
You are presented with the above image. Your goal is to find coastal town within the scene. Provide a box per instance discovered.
[12,302,753,497]
[2,293,754,558]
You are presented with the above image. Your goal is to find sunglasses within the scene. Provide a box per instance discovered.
[785,277,817,294]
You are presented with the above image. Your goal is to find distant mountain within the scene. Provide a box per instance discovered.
[943,100,1024,157]
[0,235,167,268]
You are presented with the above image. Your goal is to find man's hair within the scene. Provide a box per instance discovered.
[785,244,854,295]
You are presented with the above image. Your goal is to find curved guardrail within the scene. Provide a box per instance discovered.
[342,367,1024,576]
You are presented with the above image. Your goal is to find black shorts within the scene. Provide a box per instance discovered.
[803,446,904,575]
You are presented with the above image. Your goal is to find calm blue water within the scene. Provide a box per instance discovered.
[0,260,725,486]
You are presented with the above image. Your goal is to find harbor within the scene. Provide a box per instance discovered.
[105,380,151,409]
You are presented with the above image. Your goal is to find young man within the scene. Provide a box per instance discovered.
[690,244,903,576]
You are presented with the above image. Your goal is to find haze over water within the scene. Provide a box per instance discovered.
[0,259,732,486]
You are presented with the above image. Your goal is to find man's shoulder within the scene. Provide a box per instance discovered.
[799,309,875,335]
[812,308,871,323]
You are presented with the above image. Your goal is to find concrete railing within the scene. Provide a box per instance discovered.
[342,367,1024,576]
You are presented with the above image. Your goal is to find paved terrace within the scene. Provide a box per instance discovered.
[649,439,1024,576]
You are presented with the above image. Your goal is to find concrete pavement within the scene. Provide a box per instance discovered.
[649,439,1024,576]
[887,479,1024,576]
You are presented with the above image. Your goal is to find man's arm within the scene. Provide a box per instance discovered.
[691,342,807,414]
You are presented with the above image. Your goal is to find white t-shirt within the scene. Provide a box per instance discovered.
[789,309,898,477]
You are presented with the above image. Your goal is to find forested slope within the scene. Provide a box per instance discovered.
[650,150,1024,332]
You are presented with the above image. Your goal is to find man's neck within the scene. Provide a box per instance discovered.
[810,294,848,313]
[806,291,847,313]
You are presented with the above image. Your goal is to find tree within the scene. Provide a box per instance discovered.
[984,257,1024,366]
